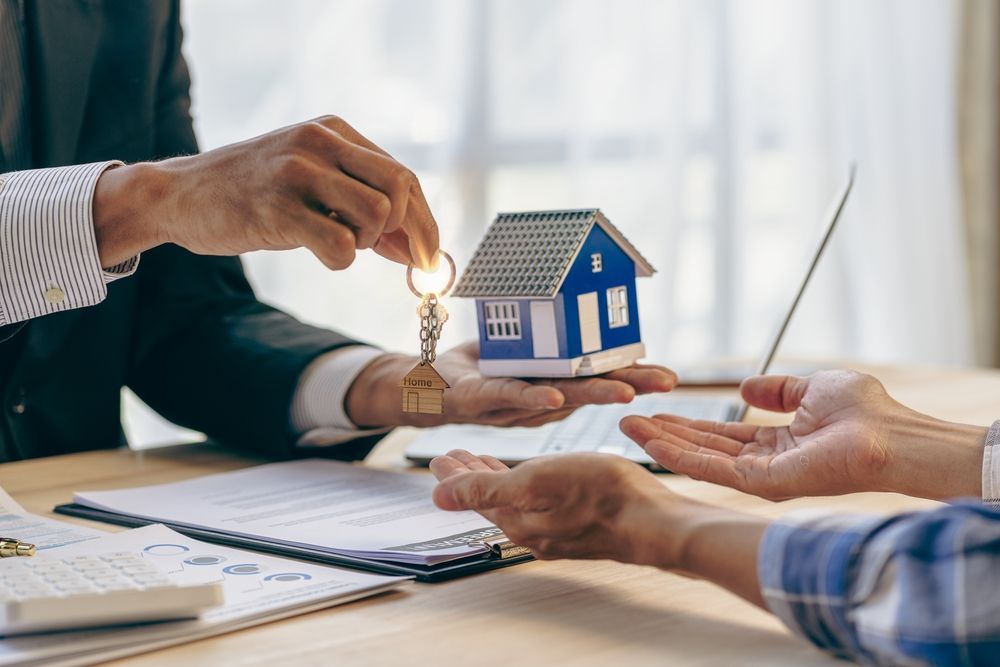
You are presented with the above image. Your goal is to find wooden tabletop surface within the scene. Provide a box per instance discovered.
[3,362,995,666]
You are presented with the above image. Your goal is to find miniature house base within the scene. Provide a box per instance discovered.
[478,342,645,378]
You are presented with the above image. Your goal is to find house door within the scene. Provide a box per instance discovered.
[530,301,558,358]
[406,391,419,413]
[577,292,602,353]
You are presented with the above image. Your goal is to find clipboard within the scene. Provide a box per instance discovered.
[54,503,532,583]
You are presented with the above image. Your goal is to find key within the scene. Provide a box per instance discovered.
[402,252,455,416]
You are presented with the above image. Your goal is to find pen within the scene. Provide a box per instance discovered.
[0,537,36,557]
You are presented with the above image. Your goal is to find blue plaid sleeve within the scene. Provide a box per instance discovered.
[759,502,1000,666]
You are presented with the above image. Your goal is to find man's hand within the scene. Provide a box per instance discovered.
[430,449,768,607]
[92,116,439,270]
[431,450,686,565]
[621,370,987,501]
[345,341,678,429]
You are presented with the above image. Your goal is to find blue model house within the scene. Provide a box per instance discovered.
[453,209,655,377]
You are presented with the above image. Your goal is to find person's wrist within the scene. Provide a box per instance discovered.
[344,352,414,428]
[884,410,986,500]
[618,488,707,569]
[92,162,170,267]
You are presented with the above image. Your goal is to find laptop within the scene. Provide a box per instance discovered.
[406,166,856,467]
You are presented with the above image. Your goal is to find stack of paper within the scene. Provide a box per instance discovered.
[70,460,504,568]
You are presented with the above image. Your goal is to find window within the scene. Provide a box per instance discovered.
[484,302,522,340]
[607,286,629,328]
[590,253,603,272]
[125,2,965,452]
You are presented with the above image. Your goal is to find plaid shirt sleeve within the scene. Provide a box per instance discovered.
[759,502,1000,665]
[982,420,1000,506]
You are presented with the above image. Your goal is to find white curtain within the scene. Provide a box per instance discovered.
[124,0,972,446]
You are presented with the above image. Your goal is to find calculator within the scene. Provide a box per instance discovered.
[0,550,224,636]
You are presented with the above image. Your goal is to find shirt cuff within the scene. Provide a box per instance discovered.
[290,345,391,446]
[982,420,1000,506]
[0,161,140,326]
[758,510,883,660]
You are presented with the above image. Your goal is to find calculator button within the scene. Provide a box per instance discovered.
[133,576,172,587]
[56,583,96,593]
[98,552,136,562]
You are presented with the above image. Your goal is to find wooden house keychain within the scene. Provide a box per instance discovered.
[401,251,456,415]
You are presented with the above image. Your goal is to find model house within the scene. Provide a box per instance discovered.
[453,209,655,377]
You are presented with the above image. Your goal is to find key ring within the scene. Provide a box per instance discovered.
[406,250,456,298]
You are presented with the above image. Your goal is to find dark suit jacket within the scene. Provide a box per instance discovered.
[0,0,376,461]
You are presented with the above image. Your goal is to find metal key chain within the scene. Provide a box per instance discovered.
[401,251,456,415]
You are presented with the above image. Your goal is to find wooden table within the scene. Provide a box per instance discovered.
[3,363,996,666]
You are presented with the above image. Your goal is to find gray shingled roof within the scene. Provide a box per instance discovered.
[453,209,655,298]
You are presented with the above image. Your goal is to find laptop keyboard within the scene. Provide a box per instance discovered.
[537,394,737,459]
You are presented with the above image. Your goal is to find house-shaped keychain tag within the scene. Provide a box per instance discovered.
[400,362,450,414]
[453,209,655,378]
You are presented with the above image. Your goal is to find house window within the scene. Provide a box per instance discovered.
[607,286,629,328]
[591,253,603,272]
[484,302,522,340]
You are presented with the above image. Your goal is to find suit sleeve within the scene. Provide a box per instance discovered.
[126,1,380,458]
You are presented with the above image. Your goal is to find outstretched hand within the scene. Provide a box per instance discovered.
[347,342,677,429]
[620,370,986,501]
[429,449,684,565]
[429,449,770,608]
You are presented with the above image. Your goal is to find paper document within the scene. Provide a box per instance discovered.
[73,460,502,566]
[0,486,105,551]
[0,523,407,667]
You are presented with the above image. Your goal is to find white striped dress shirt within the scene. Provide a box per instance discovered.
[0,162,385,445]
[0,162,138,324]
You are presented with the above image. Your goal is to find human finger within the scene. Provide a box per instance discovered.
[447,449,505,473]
[314,116,439,269]
[740,375,810,413]
[602,365,679,394]
[649,414,761,443]
[642,439,746,489]
[373,229,414,265]
[535,377,634,406]
[621,416,746,456]
[429,454,473,481]
[477,378,565,411]
[295,209,358,270]
[433,470,523,512]
[308,169,391,250]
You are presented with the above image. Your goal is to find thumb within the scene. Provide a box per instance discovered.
[373,229,413,265]
[432,472,518,512]
[402,194,440,271]
[740,375,810,413]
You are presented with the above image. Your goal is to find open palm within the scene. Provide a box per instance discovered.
[620,371,906,499]
[429,341,678,428]
[346,341,678,429]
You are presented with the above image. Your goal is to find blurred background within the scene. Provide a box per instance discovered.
[125,0,1000,446]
